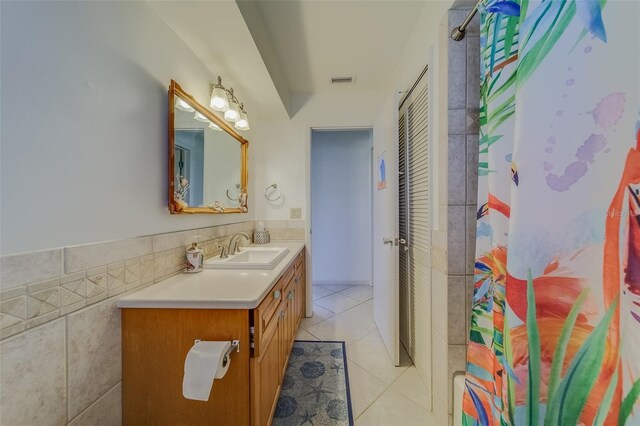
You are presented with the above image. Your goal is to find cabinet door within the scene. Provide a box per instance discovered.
[254,320,281,426]
[279,301,290,378]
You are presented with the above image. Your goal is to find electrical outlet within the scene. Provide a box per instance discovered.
[290,208,302,220]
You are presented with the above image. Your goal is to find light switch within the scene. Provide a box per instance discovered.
[290,208,302,219]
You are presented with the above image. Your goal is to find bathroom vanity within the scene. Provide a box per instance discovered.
[117,242,306,426]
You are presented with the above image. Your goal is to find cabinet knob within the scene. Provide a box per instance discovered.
[274,290,281,299]
[280,310,285,318]
[288,290,294,300]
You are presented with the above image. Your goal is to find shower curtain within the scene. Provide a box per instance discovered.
[463,0,640,425]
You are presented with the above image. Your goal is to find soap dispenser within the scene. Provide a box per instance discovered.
[185,242,204,273]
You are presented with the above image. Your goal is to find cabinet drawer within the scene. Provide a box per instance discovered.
[253,265,294,357]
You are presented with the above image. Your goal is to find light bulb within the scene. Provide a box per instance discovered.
[210,77,229,112]
[210,87,229,111]
[234,104,250,130]
[194,111,209,122]
[235,111,249,130]
[224,100,240,122]
[175,97,194,112]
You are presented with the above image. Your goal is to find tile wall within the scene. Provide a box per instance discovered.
[430,6,480,426]
[258,220,306,241]
[0,221,256,425]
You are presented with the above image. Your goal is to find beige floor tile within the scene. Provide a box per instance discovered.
[346,360,387,419]
[312,286,335,300]
[315,292,362,314]
[306,315,372,346]
[348,330,408,384]
[355,387,437,426]
[339,285,373,302]
[391,365,431,411]
[317,284,354,293]
[300,304,335,329]
[339,303,376,333]
[295,329,319,341]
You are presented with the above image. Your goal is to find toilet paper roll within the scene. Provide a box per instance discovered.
[182,340,231,401]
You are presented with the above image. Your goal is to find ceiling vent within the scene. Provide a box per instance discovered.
[331,76,355,85]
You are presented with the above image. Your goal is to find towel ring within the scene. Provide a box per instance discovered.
[226,183,241,201]
[264,183,282,201]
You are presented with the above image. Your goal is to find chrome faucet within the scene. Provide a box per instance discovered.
[228,232,251,255]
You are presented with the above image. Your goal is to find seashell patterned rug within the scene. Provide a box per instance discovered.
[272,341,354,426]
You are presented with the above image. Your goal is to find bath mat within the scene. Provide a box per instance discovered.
[272,340,354,426]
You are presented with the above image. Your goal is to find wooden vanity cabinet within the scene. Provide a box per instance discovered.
[122,250,305,426]
[250,251,305,426]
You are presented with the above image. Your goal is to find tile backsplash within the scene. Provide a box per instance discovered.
[0,221,256,340]
[260,219,306,241]
[0,220,272,425]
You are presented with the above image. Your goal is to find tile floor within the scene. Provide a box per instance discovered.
[296,284,439,425]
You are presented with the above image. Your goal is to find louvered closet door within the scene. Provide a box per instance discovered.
[398,68,431,404]
[398,109,410,353]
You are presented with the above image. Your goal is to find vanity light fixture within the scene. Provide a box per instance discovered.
[224,88,241,122]
[235,104,250,131]
[207,77,250,130]
[209,76,229,111]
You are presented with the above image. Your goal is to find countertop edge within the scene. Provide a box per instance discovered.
[116,242,304,310]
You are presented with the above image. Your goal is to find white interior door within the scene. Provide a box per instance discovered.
[373,94,400,366]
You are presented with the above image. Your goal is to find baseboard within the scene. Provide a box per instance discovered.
[313,280,371,286]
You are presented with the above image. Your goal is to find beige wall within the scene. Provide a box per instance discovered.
[0,1,261,424]
[0,1,255,255]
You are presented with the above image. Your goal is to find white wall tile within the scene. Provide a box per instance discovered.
[67,299,121,419]
[447,31,467,109]
[466,135,479,206]
[466,205,477,275]
[447,135,467,205]
[151,229,196,253]
[447,206,466,274]
[0,318,66,425]
[64,237,152,274]
[447,276,467,345]
[0,249,63,291]
[68,382,121,426]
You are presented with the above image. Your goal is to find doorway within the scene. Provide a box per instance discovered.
[310,129,373,290]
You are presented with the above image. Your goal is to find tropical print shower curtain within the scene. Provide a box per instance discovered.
[463,0,640,425]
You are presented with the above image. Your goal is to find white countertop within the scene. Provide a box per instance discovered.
[117,242,305,310]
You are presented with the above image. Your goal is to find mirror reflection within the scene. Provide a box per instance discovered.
[172,93,244,212]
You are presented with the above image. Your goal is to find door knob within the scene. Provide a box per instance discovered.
[383,238,393,245]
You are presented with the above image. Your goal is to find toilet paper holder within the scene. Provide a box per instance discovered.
[194,339,240,368]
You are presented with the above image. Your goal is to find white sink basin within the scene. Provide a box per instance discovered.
[204,247,290,270]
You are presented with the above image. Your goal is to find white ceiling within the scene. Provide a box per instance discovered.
[249,0,428,94]
[149,0,431,119]
[148,0,290,120]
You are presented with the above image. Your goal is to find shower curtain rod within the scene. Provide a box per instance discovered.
[451,3,480,41]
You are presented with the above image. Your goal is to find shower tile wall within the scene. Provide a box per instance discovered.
[431,6,480,426]
[0,221,256,425]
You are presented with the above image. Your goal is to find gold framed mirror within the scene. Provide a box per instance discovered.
[168,80,248,214]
